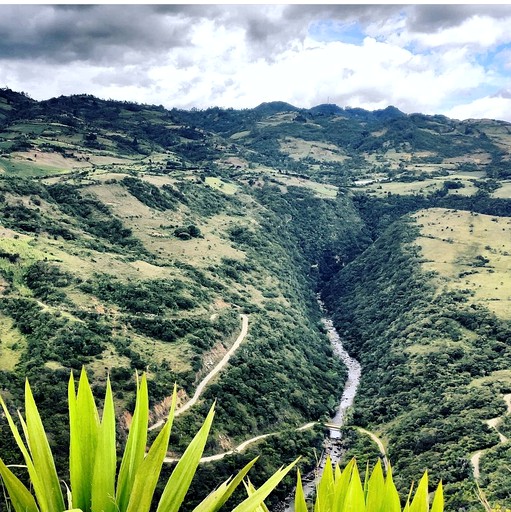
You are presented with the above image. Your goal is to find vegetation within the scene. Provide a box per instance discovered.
[0,369,297,511]
[294,457,443,512]
[0,368,450,512]
[322,215,511,509]
[1,88,511,509]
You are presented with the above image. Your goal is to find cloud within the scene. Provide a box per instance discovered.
[444,91,511,121]
[408,4,511,32]
[0,5,510,122]
[0,5,193,64]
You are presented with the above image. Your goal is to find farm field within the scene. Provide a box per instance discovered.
[414,208,511,319]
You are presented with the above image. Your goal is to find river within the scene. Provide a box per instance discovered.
[284,314,361,510]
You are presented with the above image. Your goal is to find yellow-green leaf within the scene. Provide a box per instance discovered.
[316,456,334,512]
[91,377,117,512]
[430,481,443,512]
[192,457,258,512]
[409,472,428,512]
[116,373,149,512]
[0,458,38,512]
[69,368,100,511]
[334,458,355,512]
[381,465,401,512]
[341,460,365,512]
[294,468,308,512]
[126,392,175,512]
[365,460,384,512]
[156,401,214,512]
[24,379,65,512]
[243,479,271,512]
[231,458,299,512]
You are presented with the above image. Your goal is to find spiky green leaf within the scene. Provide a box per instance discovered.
[91,377,117,512]
[192,457,259,512]
[69,369,100,511]
[409,473,428,512]
[381,465,401,512]
[294,468,309,512]
[315,456,334,512]
[156,401,214,512]
[116,373,149,512]
[125,385,176,512]
[0,458,39,512]
[231,458,299,512]
[365,460,384,512]
[430,481,444,512]
[341,460,365,512]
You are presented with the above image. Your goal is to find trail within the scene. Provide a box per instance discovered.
[164,422,318,464]
[471,393,511,479]
[356,427,389,471]
[149,314,249,431]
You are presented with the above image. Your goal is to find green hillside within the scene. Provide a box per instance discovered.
[1,88,511,508]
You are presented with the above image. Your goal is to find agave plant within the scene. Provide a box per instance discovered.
[294,456,443,512]
[0,368,297,512]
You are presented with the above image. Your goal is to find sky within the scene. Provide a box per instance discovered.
[1,4,511,121]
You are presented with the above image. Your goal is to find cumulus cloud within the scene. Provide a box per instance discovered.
[0,5,510,121]
[444,92,511,121]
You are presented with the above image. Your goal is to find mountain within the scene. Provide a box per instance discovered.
[1,88,511,509]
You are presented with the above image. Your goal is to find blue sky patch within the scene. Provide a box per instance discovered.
[308,20,366,45]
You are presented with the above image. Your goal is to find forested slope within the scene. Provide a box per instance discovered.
[323,211,511,509]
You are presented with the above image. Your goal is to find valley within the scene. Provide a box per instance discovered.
[1,88,511,509]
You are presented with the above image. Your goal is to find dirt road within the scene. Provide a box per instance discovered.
[149,314,249,431]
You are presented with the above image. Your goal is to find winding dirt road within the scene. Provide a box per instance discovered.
[471,393,511,479]
[356,427,389,471]
[149,314,249,431]
[154,312,359,471]
[164,422,318,464]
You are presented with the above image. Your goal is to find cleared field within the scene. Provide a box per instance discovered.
[413,208,511,319]
[361,179,444,196]
[471,370,511,388]
[360,173,480,197]
[0,313,25,371]
[205,176,238,195]
[279,136,347,163]
[130,334,193,374]
[492,182,511,199]
[272,175,338,198]
[85,180,245,269]
[0,156,69,177]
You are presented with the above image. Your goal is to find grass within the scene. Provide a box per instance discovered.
[360,174,479,197]
[413,208,511,319]
[0,157,68,177]
[130,334,193,374]
[85,178,245,268]
[205,177,238,195]
[361,179,444,197]
[470,370,511,388]
[492,182,511,199]
[0,313,25,371]
[0,233,61,289]
[272,175,338,198]
[279,137,347,163]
